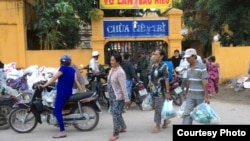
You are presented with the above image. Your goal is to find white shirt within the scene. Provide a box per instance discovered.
[89,58,99,73]
[178,58,189,79]
[197,55,203,64]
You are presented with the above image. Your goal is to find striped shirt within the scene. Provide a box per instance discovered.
[187,61,208,99]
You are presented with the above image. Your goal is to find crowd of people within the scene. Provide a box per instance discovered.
[0,48,219,140]
[85,48,219,140]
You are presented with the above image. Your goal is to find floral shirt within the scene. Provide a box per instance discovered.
[206,61,219,80]
[148,61,169,97]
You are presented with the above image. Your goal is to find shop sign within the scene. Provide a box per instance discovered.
[103,19,169,38]
[99,0,172,9]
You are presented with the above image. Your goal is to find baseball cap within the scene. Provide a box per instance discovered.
[183,48,197,58]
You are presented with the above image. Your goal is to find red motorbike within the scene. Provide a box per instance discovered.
[131,81,148,110]
[169,76,183,106]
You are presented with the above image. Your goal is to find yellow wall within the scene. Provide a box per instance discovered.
[1,1,249,82]
[25,50,92,68]
[0,4,183,70]
[212,42,250,82]
[0,0,26,66]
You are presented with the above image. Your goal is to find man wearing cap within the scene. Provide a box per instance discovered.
[137,51,150,89]
[89,51,100,74]
[182,48,210,125]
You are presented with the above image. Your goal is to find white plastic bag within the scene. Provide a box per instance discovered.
[141,94,153,111]
[190,103,220,124]
[42,89,56,108]
[161,100,176,119]
[177,101,186,118]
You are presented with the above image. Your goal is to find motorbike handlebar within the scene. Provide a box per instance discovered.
[135,81,143,86]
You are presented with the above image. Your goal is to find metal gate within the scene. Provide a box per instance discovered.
[104,40,168,65]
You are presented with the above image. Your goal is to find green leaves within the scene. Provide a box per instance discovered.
[174,0,250,50]
[33,0,97,50]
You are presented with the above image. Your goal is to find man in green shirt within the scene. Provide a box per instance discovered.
[137,51,150,88]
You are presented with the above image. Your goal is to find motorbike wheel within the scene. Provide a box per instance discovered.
[171,94,183,106]
[0,105,12,130]
[132,91,144,111]
[138,103,143,111]
[73,105,99,131]
[100,85,109,108]
[8,107,37,133]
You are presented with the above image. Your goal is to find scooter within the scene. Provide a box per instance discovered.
[8,81,101,133]
[131,81,148,110]
[0,95,17,130]
[0,71,33,130]
[169,76,183,106]
[83,65,110,108]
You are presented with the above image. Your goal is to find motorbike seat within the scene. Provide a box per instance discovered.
[169,80,176,85]
[67,91,94,102]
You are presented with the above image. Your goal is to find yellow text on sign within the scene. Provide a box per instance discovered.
[99,0,172,9]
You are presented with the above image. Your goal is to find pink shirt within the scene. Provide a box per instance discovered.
[108,66,129,102]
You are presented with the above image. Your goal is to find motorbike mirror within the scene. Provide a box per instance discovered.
[83,65,89,70]
[79,64,84,68]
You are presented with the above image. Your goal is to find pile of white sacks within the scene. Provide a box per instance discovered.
[1,62,58,94]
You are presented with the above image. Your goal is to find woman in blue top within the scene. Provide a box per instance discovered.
[41,54,83,138]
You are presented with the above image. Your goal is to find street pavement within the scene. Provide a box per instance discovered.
[1,99,250,141]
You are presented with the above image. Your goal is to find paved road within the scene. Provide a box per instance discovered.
[1,99,250,141]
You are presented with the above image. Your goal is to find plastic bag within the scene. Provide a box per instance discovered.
[177,101,186,118]
[42,89,56,108]
[141,94,153,111]
[161,100,176,119]
[190,103,220,124]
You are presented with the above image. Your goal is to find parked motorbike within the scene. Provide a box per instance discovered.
[8,81,101,133]
[169,76,183,106]
[0,71,33,130]
[131,81,148,110]
[83,65,110,109]
[0,91,32,130]
[0,95,17,130]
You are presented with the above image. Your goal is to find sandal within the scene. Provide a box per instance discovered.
[151,127,160,134]
[109,136,119,141]
[162,120,171,129]
[52,133,67,139]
